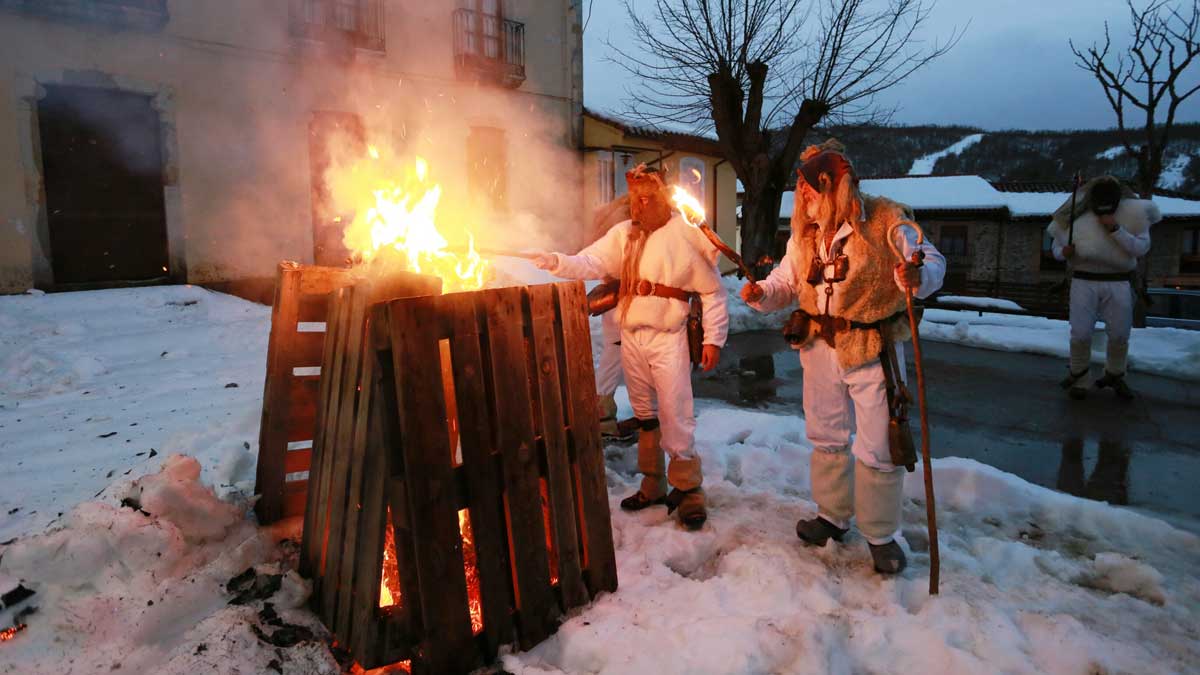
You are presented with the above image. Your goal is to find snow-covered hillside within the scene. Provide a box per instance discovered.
[908,133,985,175]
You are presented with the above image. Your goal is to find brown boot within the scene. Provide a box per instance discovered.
[666,455,705,530]
[619,422,666,511]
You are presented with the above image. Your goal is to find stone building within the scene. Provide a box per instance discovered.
[0,0,585,294]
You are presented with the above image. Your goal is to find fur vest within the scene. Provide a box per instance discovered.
[1046,197,1161,274]
[794,195,912,371]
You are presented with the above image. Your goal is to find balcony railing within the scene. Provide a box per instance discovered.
[0,0,169,31]
[452,8,525,88]
[289,0,385,52]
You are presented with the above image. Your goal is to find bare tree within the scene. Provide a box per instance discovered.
[1071,0,1200,198]
[610,0,958,271]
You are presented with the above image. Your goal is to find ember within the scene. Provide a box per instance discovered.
[379,508,402,609]
[0,623,26,642]
[458,509,483,634]
[335,148,490,292]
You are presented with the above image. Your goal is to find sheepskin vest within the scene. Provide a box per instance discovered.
[795,195,912,371]
[1045,198,1161,274]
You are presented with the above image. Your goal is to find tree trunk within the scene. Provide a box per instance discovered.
[739,188,786,279]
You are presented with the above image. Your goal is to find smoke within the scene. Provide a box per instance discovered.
[31,3,585,285]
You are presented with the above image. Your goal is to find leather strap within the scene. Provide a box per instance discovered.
[632,278,694,302]
[1072,270,1133,282]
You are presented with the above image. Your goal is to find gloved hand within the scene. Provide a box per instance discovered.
[740,281,764,303]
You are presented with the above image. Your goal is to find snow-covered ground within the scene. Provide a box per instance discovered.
[2,286,1199,674]
[934,295,1024,312]
[1158,153,1193,191]
[908,134,985,175]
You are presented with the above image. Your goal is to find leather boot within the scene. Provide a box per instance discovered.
[854,460,907,575]
[597,394,622,439]
[666,455,705,530]
[1061,339,1093,399]
[797,449,854,545]
[1096,339,1134,399]
[619,423,666,511]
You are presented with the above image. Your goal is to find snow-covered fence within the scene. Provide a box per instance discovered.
[301,280,618,673]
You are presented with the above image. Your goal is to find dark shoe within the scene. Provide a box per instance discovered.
[868,540,908,575]
[795,516,849,546]
[1059,369,1088,390]
[664,488,707,530]
[1096,372,1135,400]
[620,490,666,511]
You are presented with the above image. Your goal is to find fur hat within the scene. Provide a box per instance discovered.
[798,139,856,191]
[1052,175,1137,227]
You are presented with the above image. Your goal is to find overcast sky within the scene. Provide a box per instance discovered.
[582,0,1200,132]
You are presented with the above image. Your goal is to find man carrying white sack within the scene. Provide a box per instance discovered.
[1048,176,1158,400]
[741,140,944,574]
[533,165,728,530]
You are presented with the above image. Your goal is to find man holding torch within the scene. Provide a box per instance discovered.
[532,165,728,530]
[741,141,945,574]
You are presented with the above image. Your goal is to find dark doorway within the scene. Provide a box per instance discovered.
[38,85,169,286]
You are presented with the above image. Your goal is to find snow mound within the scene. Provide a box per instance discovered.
[936,295,1024,311]
[0,456,337,675]
[1083,552,1166,606]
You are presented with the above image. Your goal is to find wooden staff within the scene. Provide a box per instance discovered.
[444,245,540,260]
[692,221,757,283]
[887,221,940,596]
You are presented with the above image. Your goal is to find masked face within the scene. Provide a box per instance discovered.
[626,173,673,231]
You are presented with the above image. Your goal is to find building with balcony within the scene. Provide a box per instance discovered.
[0,0,585,294]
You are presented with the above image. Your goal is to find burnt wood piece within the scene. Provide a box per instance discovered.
[444,292,517,660]
[482,287,560,648]
[556,282,619,596]
[527,285,590,610]
[385,297,480,674]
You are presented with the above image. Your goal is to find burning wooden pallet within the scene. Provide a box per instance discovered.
[301,280,618,673]
[254,262,439,524]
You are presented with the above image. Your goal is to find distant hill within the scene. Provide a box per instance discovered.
[808,122,1200,195]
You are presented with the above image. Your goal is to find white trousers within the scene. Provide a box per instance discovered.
[621,327,696,460]
[798,339,902,471]
[1069,279,1132,344]
[595,311,624,397]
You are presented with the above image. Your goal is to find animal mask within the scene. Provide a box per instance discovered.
[625,165,673,232]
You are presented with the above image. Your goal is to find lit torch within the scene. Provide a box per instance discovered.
[670,186,756,282]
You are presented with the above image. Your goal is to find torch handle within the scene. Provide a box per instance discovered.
[445,245,540,261]
[698,223,756,283]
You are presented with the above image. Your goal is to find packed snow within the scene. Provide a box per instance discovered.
[908,133,985,175]
[1095,145,1126,160]
[1158,154,1193,191]
[3,285,1199,674]
[934,295,1025,311]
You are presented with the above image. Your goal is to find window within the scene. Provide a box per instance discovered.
[613,153,637,197]
[679,157,707,204]
[468,127,507,212]
[1183,226,1200,274]
[595,153,615,205]
[4,0,169,31]
[939,225,968,257]
[308,111,365,267]
[1041,231,1065,271]
[453,1,526,87]
[290,0,384,51]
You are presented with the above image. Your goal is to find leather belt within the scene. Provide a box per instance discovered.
[633,279,694,303]
[806,309,906,347]
[1072,271,1133,282]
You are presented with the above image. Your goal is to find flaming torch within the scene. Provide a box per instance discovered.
[670,186,756,283]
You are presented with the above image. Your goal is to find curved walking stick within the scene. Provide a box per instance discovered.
[887,221,940,596]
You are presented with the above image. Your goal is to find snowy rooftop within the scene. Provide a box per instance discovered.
[771,175,1200,220]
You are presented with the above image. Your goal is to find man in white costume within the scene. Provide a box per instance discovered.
[534,165,728,529]
[742,141,944,574]
[1048,176,1158,400]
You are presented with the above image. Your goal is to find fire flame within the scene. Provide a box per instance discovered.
[338,147,490,292]
[380,507,402,609]
[0,623,26,642]
[671,185,706,227]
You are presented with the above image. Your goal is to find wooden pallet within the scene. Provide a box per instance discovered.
[302,281,618,674]
[253,261,439,524]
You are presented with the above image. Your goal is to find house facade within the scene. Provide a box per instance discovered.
[0,0,585,294]
[582,110,739,272]
[768,175,1200,294]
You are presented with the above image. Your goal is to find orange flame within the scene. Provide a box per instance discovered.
[0,624,26,642]
[459,509,484,634]
[380,507,402,609]
[671,185,706,227]
[336,146,490,292]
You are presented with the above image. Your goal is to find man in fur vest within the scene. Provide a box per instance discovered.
[741,141,945,574]
[1047,176,1158,400]
[533,165,728,529]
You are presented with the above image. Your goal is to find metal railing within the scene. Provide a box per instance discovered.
[452,8,525,87]
[290,0,384,51]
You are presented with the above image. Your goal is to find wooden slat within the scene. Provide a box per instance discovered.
[282,483,309,520]
[445,293,515,660]
[291,330,326,367]
[527,285,589,611]
[482,287,559,648]
[309,290,352,593]
[349,354,389,666]
[322,286,371,631]
[255,264,303,524]
[555,282,618,596]
[284,448,312,475]
[386,297,479,674]
[286,376,321,443]
[300,288,344,581]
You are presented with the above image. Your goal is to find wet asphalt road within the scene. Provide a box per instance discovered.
[693,331,1200,527]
